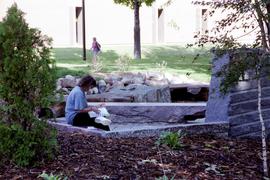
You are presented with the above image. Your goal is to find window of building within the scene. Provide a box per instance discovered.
[76,7,82,44]
[158,8,164,43]
[201,8,208,34]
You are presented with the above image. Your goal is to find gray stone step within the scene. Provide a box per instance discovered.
[50,102,213,137]
[49,118,228,138]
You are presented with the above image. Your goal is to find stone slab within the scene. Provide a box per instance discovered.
[206,53,230,122]
[88,102,206,123]
[49,118,229,138]
[206,50,270,138]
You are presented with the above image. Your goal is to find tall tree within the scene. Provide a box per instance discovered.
[113,0,156,59]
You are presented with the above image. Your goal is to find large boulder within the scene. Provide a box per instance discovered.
[94,102,206,123]
[57,75,77,89]
[86,84,171,103]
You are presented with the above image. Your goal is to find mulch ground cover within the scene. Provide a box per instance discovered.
[0,131,267,180]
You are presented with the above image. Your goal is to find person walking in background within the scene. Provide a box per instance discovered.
[90,37,101,64]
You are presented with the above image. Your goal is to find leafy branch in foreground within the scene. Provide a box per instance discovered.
[191,0,270,177]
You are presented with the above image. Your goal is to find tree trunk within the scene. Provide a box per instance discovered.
[82,0,86,61]
[254,0,269,49]
[258,76,269,178]
[134,0,141,59]
[266,3,270,46]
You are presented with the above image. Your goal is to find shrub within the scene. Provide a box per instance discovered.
[156,131,185,150]
[0,4,56,126]
[0,4,57,166]
[115,54,132,72]
[0,122,57,167]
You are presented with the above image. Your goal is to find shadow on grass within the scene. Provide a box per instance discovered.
[54,49,121,78]
[142,45,211,77]
[54,46,212,82]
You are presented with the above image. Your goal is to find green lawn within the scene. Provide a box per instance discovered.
[52,45,212,83]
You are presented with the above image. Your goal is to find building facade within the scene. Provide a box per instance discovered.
[0,0,253,48]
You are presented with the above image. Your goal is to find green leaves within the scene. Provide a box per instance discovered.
[0,3,56,128]
[192,0,267,49]
[156,131,185,150]
[0,4,57,167]
[214,48,270,94]
[113,0,155,9]
[0,122,57,167]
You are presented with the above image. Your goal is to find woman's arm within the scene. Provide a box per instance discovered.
[78,106,100,113]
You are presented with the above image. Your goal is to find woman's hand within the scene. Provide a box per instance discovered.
[89,106,100,114]
[98,103,106,108]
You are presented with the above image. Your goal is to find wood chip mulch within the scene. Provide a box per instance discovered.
[0,131,267,179]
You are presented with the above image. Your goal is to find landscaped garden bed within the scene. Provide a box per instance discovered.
[0,131,265,179]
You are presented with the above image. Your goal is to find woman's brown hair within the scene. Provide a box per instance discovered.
[78,75,96,88]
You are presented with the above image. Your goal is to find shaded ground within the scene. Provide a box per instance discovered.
[0,131,266,179]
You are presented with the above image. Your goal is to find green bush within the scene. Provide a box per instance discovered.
[156,131,185,150]
[0,4,57,166]
[0,4,56,126]
[0,122,57,167]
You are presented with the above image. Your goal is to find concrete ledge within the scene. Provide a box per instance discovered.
[49,119,228,138]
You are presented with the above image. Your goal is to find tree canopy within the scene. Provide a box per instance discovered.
[192,0,270,50]
[113,0,155,8]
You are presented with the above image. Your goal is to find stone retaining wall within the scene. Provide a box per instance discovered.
[88,102,206,124]
[206,52,270,138]
[228,77,270,138]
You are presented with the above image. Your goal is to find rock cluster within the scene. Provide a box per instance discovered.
[51,73,209,118]
[56,72,178,102]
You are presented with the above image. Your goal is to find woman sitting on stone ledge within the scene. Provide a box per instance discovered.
[65,75,110,131]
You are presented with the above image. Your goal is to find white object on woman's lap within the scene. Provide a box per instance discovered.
[94,116,111,126]
[88,107,110,118]
[88,107,111,126]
